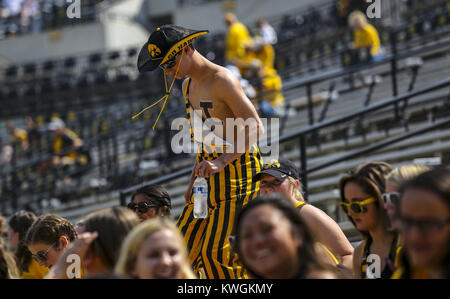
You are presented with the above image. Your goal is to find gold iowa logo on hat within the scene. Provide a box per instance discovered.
[148,44,162,59]
[264,159,280,169]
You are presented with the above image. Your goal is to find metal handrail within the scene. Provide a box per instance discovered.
[118,77,450,205]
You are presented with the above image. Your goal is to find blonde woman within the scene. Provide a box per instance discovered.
[385,164,431,229]
[254,158,354,275]
[115,218,196,279]
[348,10,383,61]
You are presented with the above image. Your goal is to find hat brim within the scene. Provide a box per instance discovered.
[253,169,288,182]
[137,30,209,73]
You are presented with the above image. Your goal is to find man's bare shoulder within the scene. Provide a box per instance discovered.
[210,66,241,91]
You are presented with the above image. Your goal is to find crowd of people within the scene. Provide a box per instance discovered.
[0,158,448,279]
[0,5,447,281]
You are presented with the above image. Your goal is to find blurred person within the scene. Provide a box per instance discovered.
[232,194,339,278]
[6,122,29,155]
[254,158,354,273]
[47,117,85,167]
[347,10,383,62]
[392,168,450,279]
[384,164,431,230]
[24,116,42,154]
[339,161,400,279]
[247,59,284,117]
[115,217,196,279]
[7,211,49,278]
[25,214,77,270]
[45,207,139,279]
[0,237,20,279]
[127,184,172,222]
[224,12,253,73]
[137,24,264,279]
[255,18,277,45]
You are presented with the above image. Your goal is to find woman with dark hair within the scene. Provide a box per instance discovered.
[128,184,173,222]
[233,193,338,279]
[338,161,399,279]
[392,167,450,279]
[25,214,77,271]
[46,206,140,279]
[7,211,48,278]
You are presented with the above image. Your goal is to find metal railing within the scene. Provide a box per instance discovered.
[118,77,450,206]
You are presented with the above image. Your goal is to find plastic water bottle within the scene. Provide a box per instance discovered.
[193,177,208,218]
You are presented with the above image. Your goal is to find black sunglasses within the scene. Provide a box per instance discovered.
[159,51,181,70]
[31,241,58,263]
[382,192,401,206]
[127,202,159,213]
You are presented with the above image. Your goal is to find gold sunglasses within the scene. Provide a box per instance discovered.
[340,197,376,215]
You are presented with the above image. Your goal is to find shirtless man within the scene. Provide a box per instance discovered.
[137,25,264,279]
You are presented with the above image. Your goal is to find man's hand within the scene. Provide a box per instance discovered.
[195,159,225,178]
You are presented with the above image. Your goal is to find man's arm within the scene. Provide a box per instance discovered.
[195,70,264,178]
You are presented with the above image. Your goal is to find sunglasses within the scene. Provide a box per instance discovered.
[340,197,376,215]
[399,216,450,235]
[31,241,58,263]
[382,192,401,206]
[159,51,181,70]
[260,177,286,188]
[127,202,159,214]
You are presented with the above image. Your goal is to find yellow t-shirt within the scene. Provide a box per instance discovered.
[353,24,381,56]
[225,22,251,61]
[260,67,284,107]
[21,259,49,279]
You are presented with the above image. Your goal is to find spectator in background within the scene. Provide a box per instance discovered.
[224,12,252,74]
[6,122,29,156]
[253,158,354,275]
[246,59,284,117]
[115,217,196,279]
[347,10,383,62]
[45,207,139,278]
[7,211,49,278]
[48,117,85,167]
[339,161,400,279]
[127,185,173,222]
[25,214,78,270]
[232,194,339,278]
[0,236,20,279]
[384,164,431,230]
[24,116,42,157]
[392,168,450,279]
[255,18,277,45]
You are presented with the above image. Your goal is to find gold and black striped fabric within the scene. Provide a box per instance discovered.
[176,78,263,279]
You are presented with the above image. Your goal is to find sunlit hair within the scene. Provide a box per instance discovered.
[287,176,305,202]
[0,238,20,279]
[348,10,368,28]
[82,207,140,271]
[386,164,431,187]
[338,161,393,237]
[25,214,77,247]
[115,217,196,279]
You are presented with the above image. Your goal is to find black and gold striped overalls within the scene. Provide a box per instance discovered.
[176,78,263,279]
